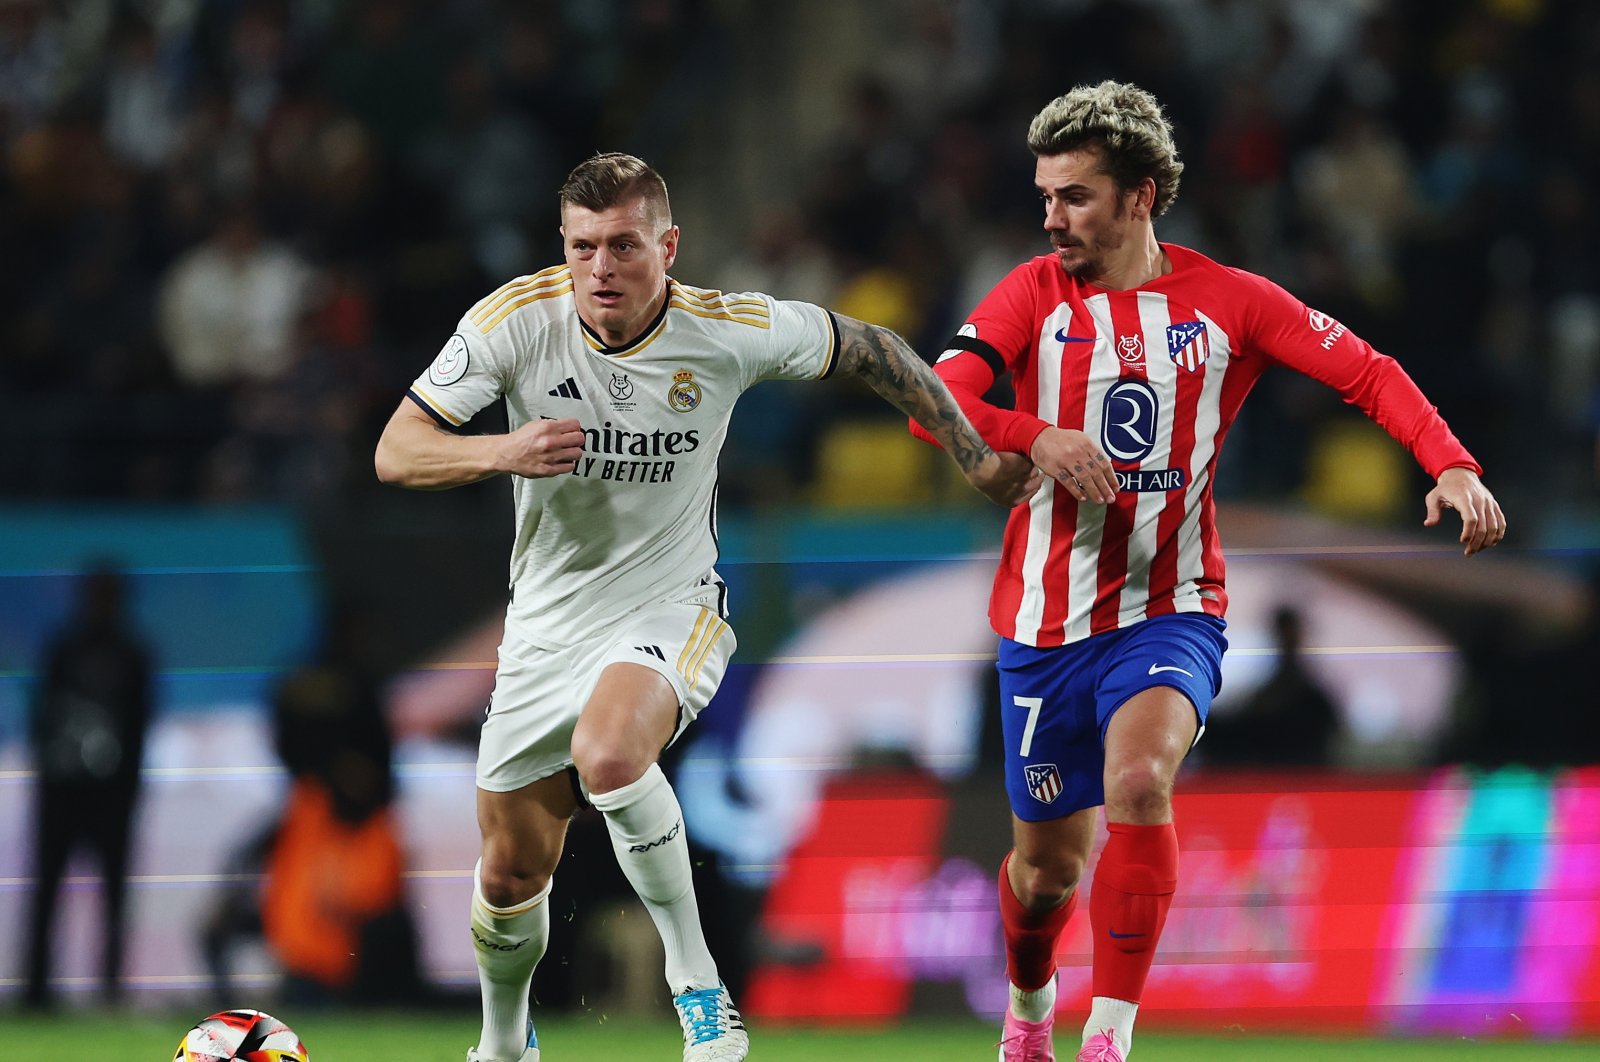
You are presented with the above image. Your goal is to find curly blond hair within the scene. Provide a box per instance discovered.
[1027,81,1183,218]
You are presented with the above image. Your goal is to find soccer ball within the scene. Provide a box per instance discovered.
[173,1009,309,1061]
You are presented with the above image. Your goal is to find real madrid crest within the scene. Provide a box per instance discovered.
[668,369,702,413]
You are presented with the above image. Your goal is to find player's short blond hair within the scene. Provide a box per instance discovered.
[1027,81,1183,218]
[559,152,672,228]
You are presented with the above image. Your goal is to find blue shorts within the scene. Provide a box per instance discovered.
[996,613,1228,821]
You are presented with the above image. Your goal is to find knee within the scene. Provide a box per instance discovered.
[1104,756,1177,820]
[478,847,557,909]
[1010,848,1086,911]
[570,735,648,797]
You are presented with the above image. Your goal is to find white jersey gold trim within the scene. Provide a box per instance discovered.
[469,265,570,328]
[407,273,838,648]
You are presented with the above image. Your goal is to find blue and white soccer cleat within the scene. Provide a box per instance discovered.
[673,982,750,1061]
[466,1017,539,1062]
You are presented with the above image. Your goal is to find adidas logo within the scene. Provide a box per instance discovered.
[635,644,665,661]
[547,377,582,400]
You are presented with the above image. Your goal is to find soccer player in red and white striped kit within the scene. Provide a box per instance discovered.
[909,81,1505,1062]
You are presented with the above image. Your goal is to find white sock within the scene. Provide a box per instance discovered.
[471,861,550,1061]
[589,763,718,994]
[1084,996,1139,1056]
[1009,973,1056,1023]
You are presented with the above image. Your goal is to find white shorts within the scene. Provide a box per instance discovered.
[476,585,737,792]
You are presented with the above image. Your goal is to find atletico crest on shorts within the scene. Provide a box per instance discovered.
[1024,763,1063,803]
[1166,320,1210,371]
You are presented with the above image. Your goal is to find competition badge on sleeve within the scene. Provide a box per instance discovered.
[428,334,470,386]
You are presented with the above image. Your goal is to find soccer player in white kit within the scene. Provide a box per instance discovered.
[375,153,1037,1062]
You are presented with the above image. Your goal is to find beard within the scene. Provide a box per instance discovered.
[1053,240,1108,281]
[1056,245,1099,279]
[1051,197,1128,281]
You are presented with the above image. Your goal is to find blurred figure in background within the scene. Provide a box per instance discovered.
[156,199,314,393]
[201,599,420,1005]
[259,744,415,1005]
[25,563,152,1008]
[1205,605,1341,768]
[260,599,419,1004]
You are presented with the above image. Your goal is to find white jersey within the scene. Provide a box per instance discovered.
[408,265,840,648]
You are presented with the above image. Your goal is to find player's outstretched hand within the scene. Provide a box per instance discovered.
[499,417,585,478]
[1424,466,1505,555]
[968,450,1044,507]
[1030,426,1117,505]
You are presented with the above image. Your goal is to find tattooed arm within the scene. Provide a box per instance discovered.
[834,313,1040,507]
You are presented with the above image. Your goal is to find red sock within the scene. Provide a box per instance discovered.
[1089,821,1179,1003]
[998,850,1079,991]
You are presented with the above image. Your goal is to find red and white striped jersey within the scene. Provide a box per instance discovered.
[914,244,1481,648]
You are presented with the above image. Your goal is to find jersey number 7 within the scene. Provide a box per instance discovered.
[1013,695,1043,756]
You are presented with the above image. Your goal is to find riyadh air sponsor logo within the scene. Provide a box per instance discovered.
[1166,320,1210,371]
[629,818,682,853]
[1116,334,1144,363]
[1102,379,1158,462]
[1025,763,1063,803]
[472,927,530,952]
[1100,379,1187,491]
[1114,467,1187,492]
[428,334,470,386]
[1308,308,1348,350]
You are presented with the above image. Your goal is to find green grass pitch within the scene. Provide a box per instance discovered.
[2,1010,1597,1061]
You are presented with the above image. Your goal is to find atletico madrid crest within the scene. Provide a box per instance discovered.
[1024,763,1063,803]
[1166,320,1210,371]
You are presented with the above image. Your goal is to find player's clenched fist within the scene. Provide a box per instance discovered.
[1030,426,1117,505]
[498,417,586,478]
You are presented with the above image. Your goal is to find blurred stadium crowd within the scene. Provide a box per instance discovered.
[1,0,1596,534]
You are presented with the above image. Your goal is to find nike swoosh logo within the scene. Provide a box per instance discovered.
[1108,930,1146,939]
[1148,664,1194,677]
[1054,328,1095,344]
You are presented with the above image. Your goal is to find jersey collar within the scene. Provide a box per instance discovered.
[578,281,673,357]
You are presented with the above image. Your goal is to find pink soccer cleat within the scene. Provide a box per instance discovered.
[997,1008,1055,1062]
[1076,1029,1125,1062]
